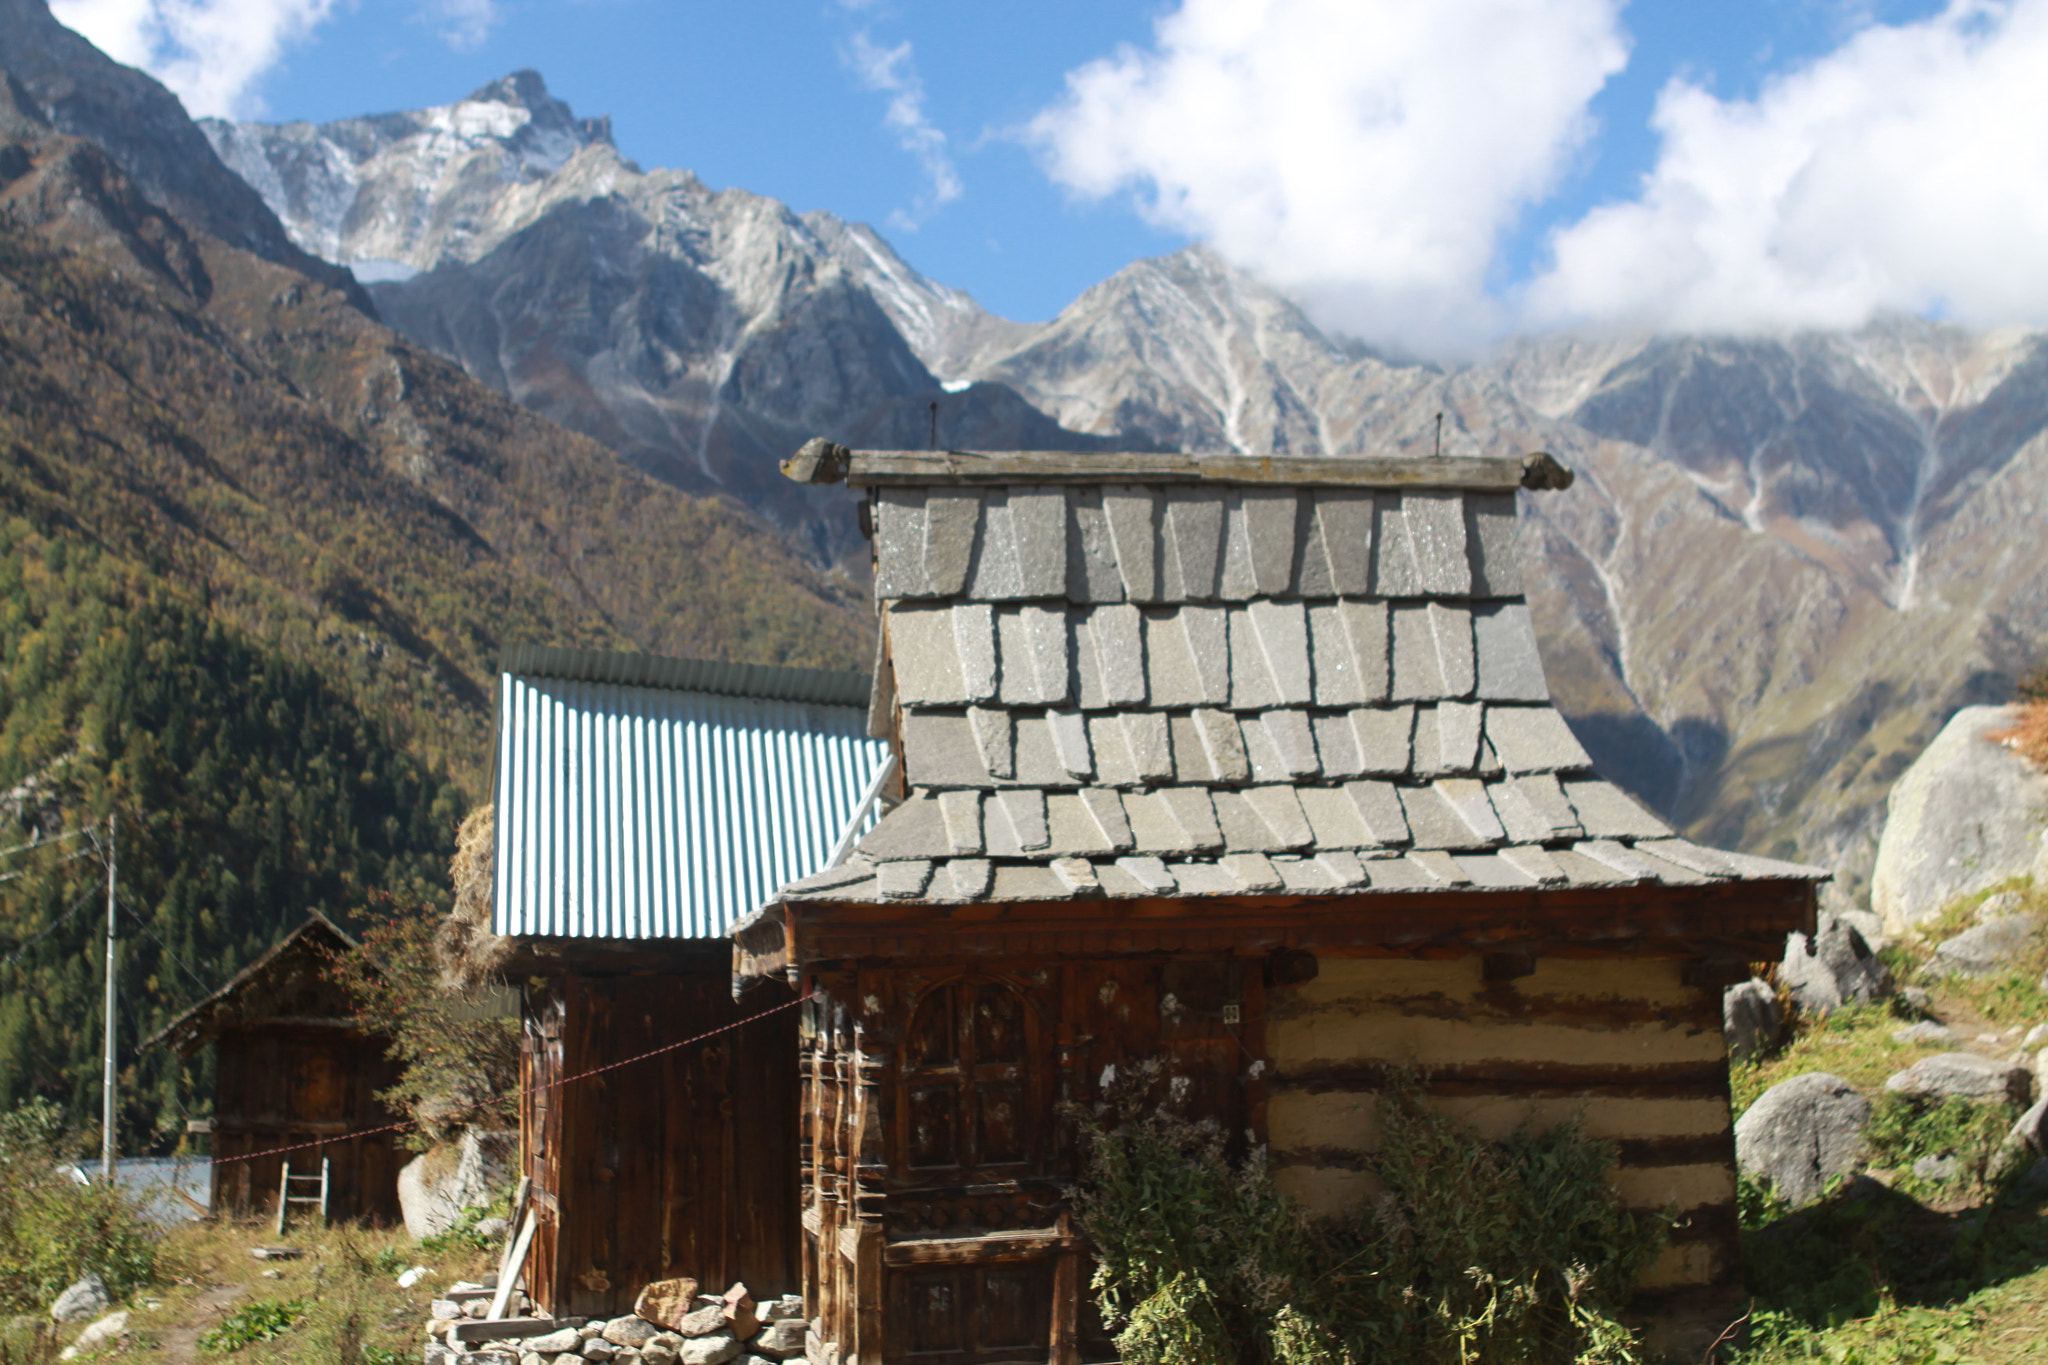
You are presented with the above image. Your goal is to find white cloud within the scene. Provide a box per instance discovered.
[425,0,500,51]
[50,0,340,118]
[1526,0,2048,334]
[844,29,962,230]
[1028,0,1628,354]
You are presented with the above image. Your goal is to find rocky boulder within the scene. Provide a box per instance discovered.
[398,1127,516,1240]
[1780,914,1892,1014]
[1872,706,2048,934]
[634,1280,701,1333]
[1734,1072,1872,1205]
[1884,1052,2034,1106]
[1934,915,2040,978]
[48,1274,109,1323]
[1723,979,1784,1063]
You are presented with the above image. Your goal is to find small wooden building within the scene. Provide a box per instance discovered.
[152,913,403,1224]
[735,445,1825,1363]
[487,647,894,1317]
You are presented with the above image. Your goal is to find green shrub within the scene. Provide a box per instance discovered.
[1070,1065,1668,1365]
[197,1300,307,1353]
[0,1099,160,1314]
[1864,1093,2022,1201]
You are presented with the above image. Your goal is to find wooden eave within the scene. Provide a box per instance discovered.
[736,877,1817,984]
[146,911,369,1056]
[839,449,1525,490]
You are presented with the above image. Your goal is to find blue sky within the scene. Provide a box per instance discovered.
[51,0,2045,350]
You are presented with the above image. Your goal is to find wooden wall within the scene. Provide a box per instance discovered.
[522,965,802,1319]
[209,1026,404,1225]
[1265,954,1738,1292]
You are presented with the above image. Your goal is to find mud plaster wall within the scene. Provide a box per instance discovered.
[1266,955,1737,1291]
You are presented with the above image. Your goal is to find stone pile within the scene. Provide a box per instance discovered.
[423,1280,808,1365]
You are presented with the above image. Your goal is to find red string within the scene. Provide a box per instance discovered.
[200,989,812,1169]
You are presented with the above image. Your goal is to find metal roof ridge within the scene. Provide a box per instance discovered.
[500,644,870,707]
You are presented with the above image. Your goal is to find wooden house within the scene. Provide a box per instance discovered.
[484,647,895,1317]
[734,445,1824,1363]
[152,913,403,1225]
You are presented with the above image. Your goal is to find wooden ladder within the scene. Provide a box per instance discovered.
[274,1155,330,1235]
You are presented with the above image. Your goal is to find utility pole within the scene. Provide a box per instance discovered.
[100,812,116,1181]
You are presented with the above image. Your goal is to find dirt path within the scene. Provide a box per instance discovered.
[154,1283,247,1365]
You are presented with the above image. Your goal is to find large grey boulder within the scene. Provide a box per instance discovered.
[1872,706,2048,934]
[1884,1052,2034,1106]
[1935,915,2039,978]
[1780,914,1892,1014]
[1723,980,1784,1063]
[48,1274,109,1323]
[1734,1072,1872,1205]
[397,1127,516,1240]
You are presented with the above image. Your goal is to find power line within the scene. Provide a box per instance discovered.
[0,889,98,966]
[117,897,214,999]
[0,827,97,860]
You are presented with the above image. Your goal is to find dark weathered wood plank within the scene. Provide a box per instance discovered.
[843,449,1527,490]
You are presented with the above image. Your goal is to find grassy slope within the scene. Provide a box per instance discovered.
[1726,879,2048,1363]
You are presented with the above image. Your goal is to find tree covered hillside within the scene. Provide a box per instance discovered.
[0,105,872,1144]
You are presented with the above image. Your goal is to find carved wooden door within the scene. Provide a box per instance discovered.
[884,974,1063,1364]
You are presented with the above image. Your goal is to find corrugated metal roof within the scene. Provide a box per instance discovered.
[501,644,869,706]
[494,670,892,940]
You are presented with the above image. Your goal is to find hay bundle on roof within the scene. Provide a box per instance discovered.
[436,804,513,994]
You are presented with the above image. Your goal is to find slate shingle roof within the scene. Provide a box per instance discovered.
[781,455,1822,905]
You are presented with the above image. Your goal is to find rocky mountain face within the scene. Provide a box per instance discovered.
[202,72,1112,570]
[211,72,2048,902]
[0,0,367,306]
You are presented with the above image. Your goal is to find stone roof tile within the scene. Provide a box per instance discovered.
[1219,489,1302,599]
[1297,786,1376,848]
[1563,779,1672,839]
[1048,709,1093,781]
[1159,787,1224,852]
[1115,855,1178,894]
[967,706,1014,779]
[1498,845,1568,884]
[1076,604,1146,709]
[1047,793,1119,856]
[1211,790,1292,853]
[1243,785,1316,850]
[998,606,1070,705]
[1486,706,1593,773]
[1435,778,1506,846]
[1260,710,1322,781]
[1464,491,1522,597]
[1474,602,1548,702]
[1079,787,1137,852]
[1308,599,1390,707]
[1400,784,1493,851]
[1103,487,1162,602]
[1222,852,1284,892]
[1349,706,1416,776]
[1146,606,1230,707]
[993,789,1048,852]
[938,790,983,855]
[1297,490,1375,597]
[948,858,994,900]
[1053,856,1104,896]
[1065,488,1123,603]
[1346,780,1412,845]
[878,859,934,899]
[1316,849,1372,887]
[1373,491,1472,597]
[1161,488,1225,601]
[1123,792,1198,854]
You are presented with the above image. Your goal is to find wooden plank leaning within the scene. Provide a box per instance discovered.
[486,1190,537,1323]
